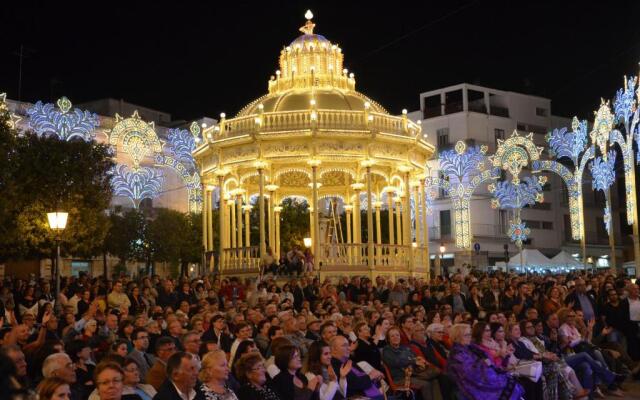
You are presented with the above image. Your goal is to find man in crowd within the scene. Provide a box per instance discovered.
[146,336,177,390]
[128,327,154,382]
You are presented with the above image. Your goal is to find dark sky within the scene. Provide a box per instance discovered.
[2,1,639,122]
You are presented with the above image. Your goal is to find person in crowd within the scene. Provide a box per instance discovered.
[352,322,383,371]
[303,340,347,400]
[153,352,201,400]
[94,362,126,400]
[128,328,154,383]
[447,323,524,400]
[121,358,156,400]
[37,377,72,400]
[271,344,318,400]
[145,336,176,391]
[330,335,384,400]
[234,352,281,400]
[107,281,131,311]
[198,349,238,400]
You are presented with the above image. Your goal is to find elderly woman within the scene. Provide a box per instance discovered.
[235,353,282,400]
[381,326,440,400]
[446,323,524,400]
[423,323,449,370]
[94,362,126,400]
[199,350,238,400]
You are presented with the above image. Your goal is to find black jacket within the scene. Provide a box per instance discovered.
[201,328,233,352]
[152,379,205,400]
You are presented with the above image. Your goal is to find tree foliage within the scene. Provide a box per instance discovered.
[0,110,114,261]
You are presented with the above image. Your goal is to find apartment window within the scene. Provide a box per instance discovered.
[516,123,526,131]
[494,128,505,148]
[440,210,451,237]
[542,221,553,230]
[536,107,547,117]
[523,220,541,229]
[437,128,449,148]
[530,202,551,211]
[499,210,509,234]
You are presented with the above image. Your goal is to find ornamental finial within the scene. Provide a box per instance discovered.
[300,10,315,35]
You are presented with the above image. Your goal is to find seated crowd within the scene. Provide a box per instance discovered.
[0,269,639,400]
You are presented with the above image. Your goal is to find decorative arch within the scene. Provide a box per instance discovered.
[109,111,162,168]
[273,168,312,181]
[319,168,356,180]
[491,131,543,183]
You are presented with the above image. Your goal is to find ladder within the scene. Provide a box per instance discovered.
[324,198,346,259]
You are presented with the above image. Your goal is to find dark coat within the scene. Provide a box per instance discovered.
[152,379,206,400]
[201,328,233,352]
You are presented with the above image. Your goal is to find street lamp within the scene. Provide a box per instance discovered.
[48,211,68,310]
[303,237,313,248]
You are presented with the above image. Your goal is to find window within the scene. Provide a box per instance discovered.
[516,123,526,131]
[499,210,509,234]
[440,210,451,237]
[438,173,448,198]
[563,214,573,242]
[437,128,449,148]
[536,107,547,117]
[530,202,551,210]
[494,128,505,148]
[542,221,553,230]
[523,220,541,229]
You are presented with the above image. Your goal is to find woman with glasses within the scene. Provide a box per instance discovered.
[424,323,449,369]
[271,344,319,400]
[235,353,282,400]
[446,323,524,400]
[121,358,156,400]
[198,350,238,400]
[67,339,95,399]
[94,362,125,400]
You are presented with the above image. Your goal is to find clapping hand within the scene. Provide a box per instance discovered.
[308,375,321,391]
[340,360,352,378]
[327,365,338,381]
[42,310,52,325]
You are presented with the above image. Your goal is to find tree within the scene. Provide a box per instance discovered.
[104,210,148,266]
[147,209,202,276]
[0,120,114,261]
[278,198,309,251]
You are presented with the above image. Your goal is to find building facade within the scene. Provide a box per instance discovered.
[410,83,627,271]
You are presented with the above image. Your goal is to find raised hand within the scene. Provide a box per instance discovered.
[340,360,352,378]
[41,310,52,325]
[327,365,338,381]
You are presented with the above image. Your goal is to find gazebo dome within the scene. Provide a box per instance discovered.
[238,88,388,116]
[236,10,387,117]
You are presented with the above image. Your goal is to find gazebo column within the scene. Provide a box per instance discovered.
[207,188,214,254]
[374,201,382,266]
[352,184,363,263]
[309,160,321,271]
[236,193,244,264]
[201,184,208,254]
[420,178,430,275]
[266,185,278,252]
[225,198,232,260]
[215,173,226,273]
[364,164,375,273]
[257,163,267,263]
[412,182,421,270]
[395,196,403,246]
[274,206,282,259]
[230,193,237,258]
[402,171,414,274]
[345,205,353,264]
[243,204,251,255]
[309,207,316,257]
[387,190,395,246]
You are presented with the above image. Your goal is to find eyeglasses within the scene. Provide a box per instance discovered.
[124,367,139,373]
[250,364,266,371]
[97,377,123,386]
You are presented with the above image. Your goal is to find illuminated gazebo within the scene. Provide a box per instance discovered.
[194,11,435,279]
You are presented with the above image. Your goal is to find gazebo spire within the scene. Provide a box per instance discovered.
[299,10,315,35]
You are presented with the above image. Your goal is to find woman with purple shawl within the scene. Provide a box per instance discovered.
[447,323,524,400]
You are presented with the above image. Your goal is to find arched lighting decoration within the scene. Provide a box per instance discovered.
[111,164,164,208]
[491,131,544,251]
[538,116,593,242]
[109,111,202,212]
[589,150,617,235]
[610,74,640,265]
[432,140,497,249]
[26,96,99,141]
[166,127,197,171]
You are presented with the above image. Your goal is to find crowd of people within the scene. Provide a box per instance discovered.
[0,268,639,400]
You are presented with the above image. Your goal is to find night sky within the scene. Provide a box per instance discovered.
[2,1,639,122]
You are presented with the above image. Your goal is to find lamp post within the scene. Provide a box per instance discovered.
[439,244,445,277]
[47,211,68,311]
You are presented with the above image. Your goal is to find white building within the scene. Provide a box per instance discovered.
[408,83,627,271]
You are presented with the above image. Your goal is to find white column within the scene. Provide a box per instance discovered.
[387,190,395,246]
[311,163,321,270]
[216,174,226,272]
[258,167,266,260]
[365,166,374,271]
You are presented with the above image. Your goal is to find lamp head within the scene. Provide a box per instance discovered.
[47,211,68,231]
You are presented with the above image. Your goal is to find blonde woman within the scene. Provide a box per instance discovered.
[199,350,238,400]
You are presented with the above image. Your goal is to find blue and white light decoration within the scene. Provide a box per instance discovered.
[166,125,199,171]
[589,149,617,234]
[26,96,99,142]
[432,141,498,249]
[111,164,164,208]
[488,175,546,249]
